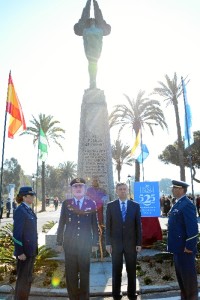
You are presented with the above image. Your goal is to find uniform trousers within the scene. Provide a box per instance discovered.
[64,250,91,300]
[6,209,11,218]
[112,250,137,299]
[14,256,35,300]
[174,252,198,300]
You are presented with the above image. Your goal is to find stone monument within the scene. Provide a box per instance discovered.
[74,0,114,201]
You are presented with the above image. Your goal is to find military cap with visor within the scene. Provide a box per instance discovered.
[170,180,189,188]
[18,186,36,196]
[70,178,86,186]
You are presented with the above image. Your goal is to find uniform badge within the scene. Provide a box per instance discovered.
[67,204,74,211]
[85,207,92,211]
[172,208,179,215]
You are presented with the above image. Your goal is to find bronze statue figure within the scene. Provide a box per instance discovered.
[74,0,111,89]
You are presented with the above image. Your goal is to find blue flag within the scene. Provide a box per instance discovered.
[131,130,149,163]
[137,144,149,164]
[182,78,194,148]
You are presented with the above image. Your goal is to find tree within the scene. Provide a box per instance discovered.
[21,113,65,211]
[111,139,134,182]
[45,165,63,200]
[109,91,167,181]
[159,178,172,196]
[58,161,77,186]
[158,130,200,184]
[2,158,24,196]
[152,73,185,181]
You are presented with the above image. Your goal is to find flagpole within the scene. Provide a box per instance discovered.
[0,110,8,223]
[0,74,10,221]
[35,127,41,215]
[140,127,145,182]
[181,76,194,200]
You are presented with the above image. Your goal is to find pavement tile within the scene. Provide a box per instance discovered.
[90,274,108,287]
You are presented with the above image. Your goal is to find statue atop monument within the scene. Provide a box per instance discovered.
[74,0,111,89]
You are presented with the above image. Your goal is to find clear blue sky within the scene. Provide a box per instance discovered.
[0,0,200,191]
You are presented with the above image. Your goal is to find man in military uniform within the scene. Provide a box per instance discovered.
[57,178,99,300]
[168,180,199,300]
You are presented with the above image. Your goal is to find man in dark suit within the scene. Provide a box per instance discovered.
[106,183,142,300]
[57,178,99,300]
[168,180,199,300]
[13,186,37,300]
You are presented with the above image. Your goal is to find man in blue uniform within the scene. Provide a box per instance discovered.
[13,186,37,300]
[57,178,99,300]
[168,180,199,300]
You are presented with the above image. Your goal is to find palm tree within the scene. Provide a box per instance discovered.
[109,90,167,181]
[152,73,185,181]
[58,161,77,196]
[21,113,65,211]
[111,139,134,182]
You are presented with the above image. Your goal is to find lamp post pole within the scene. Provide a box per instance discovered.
[140,127,145,182]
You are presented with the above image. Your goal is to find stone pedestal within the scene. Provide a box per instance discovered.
[45,223,58,250]
[77,88,114,201]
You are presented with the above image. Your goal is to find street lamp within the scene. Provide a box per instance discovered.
[32,175,36,189]
[127,175,131,199]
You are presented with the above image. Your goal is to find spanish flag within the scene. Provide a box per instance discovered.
[6,72,26,138]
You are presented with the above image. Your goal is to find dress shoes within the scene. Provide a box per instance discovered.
[113,293,123,300]
[128,293,138,300]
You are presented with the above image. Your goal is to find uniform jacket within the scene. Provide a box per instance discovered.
[13,202,38,257]
[106,199,142,253]
[6,201,11,210]
[168,195,199,254]
[57,197,99,253]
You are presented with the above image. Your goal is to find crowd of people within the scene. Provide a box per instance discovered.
[0,198,18,219]
[160,192,200,217]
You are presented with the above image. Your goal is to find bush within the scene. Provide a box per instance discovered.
[0,223,15,265]
[34,245,58,269]
[0,224,59,287]
[144,276,152,285]
[42,221,56,233]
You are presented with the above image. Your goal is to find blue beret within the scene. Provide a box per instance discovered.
[171,180,189,188]
[18,186,36,196]
[70,178,86,186]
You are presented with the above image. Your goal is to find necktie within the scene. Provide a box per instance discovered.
[77,200,80,209]
[121,202,126,222]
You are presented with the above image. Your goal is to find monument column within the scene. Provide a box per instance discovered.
[74,0,114,200]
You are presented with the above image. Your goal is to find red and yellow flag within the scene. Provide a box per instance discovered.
[6,72,26,138]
